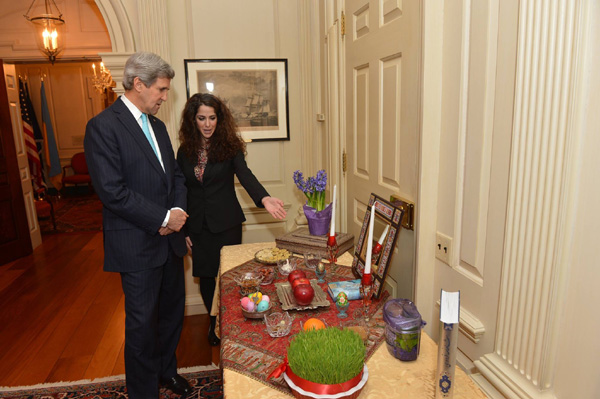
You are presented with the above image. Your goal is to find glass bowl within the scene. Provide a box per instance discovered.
[303,253,321,270]
[257,266,276,285]
[233,272,264,296]
[277,258,296,276]
[264,311,293,338]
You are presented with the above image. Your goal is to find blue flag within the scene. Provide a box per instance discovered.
[40,81,62,189]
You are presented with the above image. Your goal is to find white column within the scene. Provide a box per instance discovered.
[474,1,583,398]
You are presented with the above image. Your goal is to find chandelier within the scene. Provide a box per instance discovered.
[24,0,65,65]
[92,62,114,93]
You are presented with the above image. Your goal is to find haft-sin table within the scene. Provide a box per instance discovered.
[216,242,488,399]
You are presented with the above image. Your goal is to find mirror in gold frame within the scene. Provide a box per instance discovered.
[352,193,405,299]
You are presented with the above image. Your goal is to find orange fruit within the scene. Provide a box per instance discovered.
[303,318,326,331]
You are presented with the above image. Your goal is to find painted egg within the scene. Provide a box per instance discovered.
[241,297,252,308]
[261,295,270,303]
[257,301,269,312]
[243,300,256,312]
[248,292,262,303]
[336,291,349,306]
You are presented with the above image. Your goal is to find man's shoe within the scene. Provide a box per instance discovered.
[161,374,192,396]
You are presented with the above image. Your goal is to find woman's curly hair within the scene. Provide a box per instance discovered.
[178,93,246,162]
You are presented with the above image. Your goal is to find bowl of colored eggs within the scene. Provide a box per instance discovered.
[241,292,272,319]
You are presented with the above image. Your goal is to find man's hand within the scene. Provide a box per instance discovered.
[159,226,174,236]
[166,208,189,232]
[185,236,193,253]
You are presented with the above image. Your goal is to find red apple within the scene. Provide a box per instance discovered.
[288,270,306,284]
[293,284,315,306]
[291,278,311,290]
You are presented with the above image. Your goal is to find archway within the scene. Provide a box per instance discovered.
[94,0,137,94]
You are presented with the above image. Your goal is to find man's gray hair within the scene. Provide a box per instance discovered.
[122,51,175,90]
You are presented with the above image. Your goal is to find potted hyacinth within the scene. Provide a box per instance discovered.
[294,169,331,235]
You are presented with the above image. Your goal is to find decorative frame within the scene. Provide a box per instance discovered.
[184,58,290,142]
[352,193,405,299]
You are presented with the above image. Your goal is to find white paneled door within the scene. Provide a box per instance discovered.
[3,63,41,250]
[343,0,421,299]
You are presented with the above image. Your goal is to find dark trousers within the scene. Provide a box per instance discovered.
[120,250,185,399]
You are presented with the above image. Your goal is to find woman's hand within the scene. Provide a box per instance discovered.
[262,196,287,220]
[185,236,193,253]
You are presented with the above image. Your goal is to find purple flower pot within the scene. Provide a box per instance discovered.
[303,203,332,236]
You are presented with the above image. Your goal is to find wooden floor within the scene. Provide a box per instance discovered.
[0,231,220,388]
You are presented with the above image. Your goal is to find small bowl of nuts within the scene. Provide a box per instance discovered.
[264,311,293,338]
[233,272,264,296]
[276,257,296,276]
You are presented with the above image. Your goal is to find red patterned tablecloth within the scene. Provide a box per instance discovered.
[219,257,389,395]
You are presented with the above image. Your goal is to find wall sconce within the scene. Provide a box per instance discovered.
[24,0,65,65]
[92,62,114,94]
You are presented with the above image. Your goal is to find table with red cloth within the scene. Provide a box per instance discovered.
[217,242,488,399]
[219,256,388,395]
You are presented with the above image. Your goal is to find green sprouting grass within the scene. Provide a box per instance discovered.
[287,327,365,385]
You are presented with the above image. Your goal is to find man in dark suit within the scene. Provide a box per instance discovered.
[84,52,192,398]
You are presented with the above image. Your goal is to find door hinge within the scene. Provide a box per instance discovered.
[342,150,347,173]
[341,11,346,37]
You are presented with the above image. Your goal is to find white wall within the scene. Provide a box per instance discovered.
[161,0,318,314]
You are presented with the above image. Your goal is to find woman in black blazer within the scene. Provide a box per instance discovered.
[177,93,286,345]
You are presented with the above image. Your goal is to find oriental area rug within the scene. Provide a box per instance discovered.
[0,366,222,399]
[39,190,103,235]
[220,259,389,396]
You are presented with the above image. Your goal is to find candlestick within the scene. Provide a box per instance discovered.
[326,234,338,264]
[364,203,376,274]
[329,184,337,236]
[360,272,373,321]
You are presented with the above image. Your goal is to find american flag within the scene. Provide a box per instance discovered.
[19,78,44,189]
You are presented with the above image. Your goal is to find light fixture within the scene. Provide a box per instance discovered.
[24,0,65,64]
[91,62,114,94]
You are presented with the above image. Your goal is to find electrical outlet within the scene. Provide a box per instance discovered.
[436,232,452,265]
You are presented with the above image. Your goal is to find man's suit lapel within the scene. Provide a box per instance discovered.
[112,99,167,183]
[150,115,173,192]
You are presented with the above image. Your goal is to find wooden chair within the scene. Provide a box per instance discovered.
[34,187,56,230]
[62,152,92,192]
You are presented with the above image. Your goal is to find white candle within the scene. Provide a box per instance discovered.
[51,29,58,50]
[378,224,389,246]
[43,29,50,50]
[92,63,96,76]
[364,203,376,274]
[329,184,337,236]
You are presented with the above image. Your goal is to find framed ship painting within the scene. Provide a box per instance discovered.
[184,59,290,142]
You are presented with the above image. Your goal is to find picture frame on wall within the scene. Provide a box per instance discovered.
[184,58,290,142]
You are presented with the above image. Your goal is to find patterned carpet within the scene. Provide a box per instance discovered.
[39,189,103,235]
[0,366,223,399]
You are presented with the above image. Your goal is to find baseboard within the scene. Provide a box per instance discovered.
[185,295,207,316]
